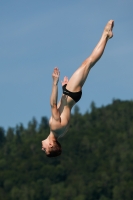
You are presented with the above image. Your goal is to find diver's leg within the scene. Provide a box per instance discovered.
[66,20,114,92]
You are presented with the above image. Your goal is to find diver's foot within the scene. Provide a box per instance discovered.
[103,20,114,39]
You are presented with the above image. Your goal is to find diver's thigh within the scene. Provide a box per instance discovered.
[66,65,89,92]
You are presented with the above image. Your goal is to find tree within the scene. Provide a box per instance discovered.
[0,127,5,144]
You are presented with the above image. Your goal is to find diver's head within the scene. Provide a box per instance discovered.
[42,138,62,157]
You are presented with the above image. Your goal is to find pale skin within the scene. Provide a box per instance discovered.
[42,20,114,154]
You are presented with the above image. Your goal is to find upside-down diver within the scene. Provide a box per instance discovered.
[42,20,114,157]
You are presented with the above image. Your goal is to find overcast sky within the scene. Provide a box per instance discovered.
[0,1,133,130]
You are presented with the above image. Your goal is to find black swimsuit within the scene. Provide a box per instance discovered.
[62,84,82,103]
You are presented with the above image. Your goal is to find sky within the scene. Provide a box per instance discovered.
[0,0,133,130]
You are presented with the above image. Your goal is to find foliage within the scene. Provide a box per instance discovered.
[0,100,133,200]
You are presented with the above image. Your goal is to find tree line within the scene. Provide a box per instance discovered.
[0,99,133,200]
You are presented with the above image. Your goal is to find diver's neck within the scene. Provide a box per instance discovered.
[49,131,57,141]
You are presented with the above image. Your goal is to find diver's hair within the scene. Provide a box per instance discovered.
[46,141,62,158]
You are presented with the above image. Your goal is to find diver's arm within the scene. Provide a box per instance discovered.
[50,68,61,121]
[50,83,58,107]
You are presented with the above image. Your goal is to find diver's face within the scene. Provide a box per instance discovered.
[41,139,50,154]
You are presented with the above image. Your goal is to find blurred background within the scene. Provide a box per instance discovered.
[0,0,133,130]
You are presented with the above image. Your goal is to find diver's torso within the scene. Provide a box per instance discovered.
[49,94,75,138]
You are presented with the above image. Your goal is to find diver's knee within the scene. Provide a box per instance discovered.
[81,57,92,69]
